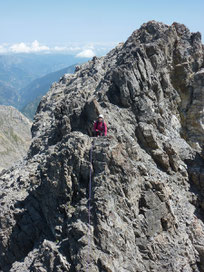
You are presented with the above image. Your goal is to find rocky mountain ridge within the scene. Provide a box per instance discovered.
[0,21,204,272]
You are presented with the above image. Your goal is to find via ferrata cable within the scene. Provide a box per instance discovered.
[87,139,94,271]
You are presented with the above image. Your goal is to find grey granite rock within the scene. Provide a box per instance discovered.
[1,21,204,271]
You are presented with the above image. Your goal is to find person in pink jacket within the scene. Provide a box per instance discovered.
[93,114,107,137]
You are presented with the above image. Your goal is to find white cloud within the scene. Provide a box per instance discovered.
[31,40,49,52]
[53,46,67,52]
[52,46,82,52]
[68,46,82,51]
[10,42,30,53]
[10,40,49,53]
[0,41,117,55]
[0,45,7,53]
[76,49,95,58]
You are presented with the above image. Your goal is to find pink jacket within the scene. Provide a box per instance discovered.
[93,121,107,136]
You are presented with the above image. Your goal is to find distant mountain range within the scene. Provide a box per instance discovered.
[0,54,86,84]
[0,53,89,118]
[0,80,19,107]
[20,65,76,119]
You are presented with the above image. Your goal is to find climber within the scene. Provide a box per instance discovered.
[93,114,107,137]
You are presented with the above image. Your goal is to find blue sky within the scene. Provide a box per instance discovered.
[0,0,203,56]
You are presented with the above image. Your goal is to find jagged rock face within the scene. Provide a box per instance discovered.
[0,21,204,272]
[0,105,31,172]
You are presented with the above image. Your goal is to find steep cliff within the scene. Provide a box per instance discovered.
[0,21,204,272]
[0,105,31,172]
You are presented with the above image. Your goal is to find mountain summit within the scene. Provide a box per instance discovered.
[0,21,204,272]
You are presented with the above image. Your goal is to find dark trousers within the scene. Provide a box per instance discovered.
[93,131,105,137]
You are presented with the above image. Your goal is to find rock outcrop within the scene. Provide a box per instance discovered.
[0,21,204,272]
[0,105,31,172]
